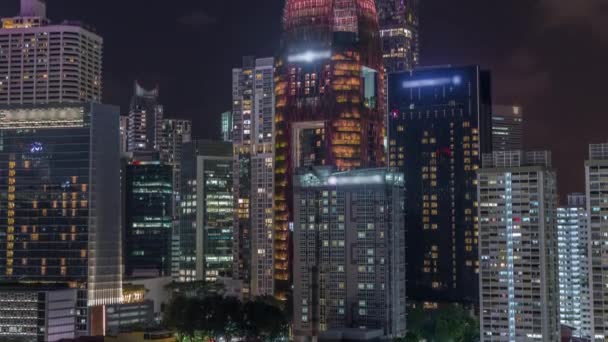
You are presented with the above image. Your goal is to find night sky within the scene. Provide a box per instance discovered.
[1,0,607,200]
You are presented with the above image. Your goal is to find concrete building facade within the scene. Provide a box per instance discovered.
[293,167,406,341]
[478,151,559,341]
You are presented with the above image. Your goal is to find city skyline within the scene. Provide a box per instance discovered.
[0,0,604,199]
[0,0,606,340]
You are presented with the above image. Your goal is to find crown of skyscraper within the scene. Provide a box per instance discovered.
[283,0,379,36]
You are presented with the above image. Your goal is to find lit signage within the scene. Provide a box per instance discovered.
[29,142,43,153]
[287,50,331,63]
[402,76,462,89]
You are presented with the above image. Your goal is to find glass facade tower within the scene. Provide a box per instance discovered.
[124,160,173,278]
[0,103,122,334]
[388,65,492,305]
[179,140,234,283]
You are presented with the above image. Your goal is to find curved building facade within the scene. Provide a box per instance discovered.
[274,0,385,299]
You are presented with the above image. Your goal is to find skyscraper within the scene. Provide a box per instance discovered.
[159,119,192,209]
[0,103,122,335]
[376,0,420,72]
[221,111,233,142]
[127,82,163,152]
[179,140,234,283]
[387,65,492,305]
[478,150,559,341]
[557,193,591,339]
[292,167,406,340]
[124,157,173,278]
[492,105,524,152]
[275,0,386,299]
[232,56,275,297]
[586,143,608,341]
[0,0,102,105]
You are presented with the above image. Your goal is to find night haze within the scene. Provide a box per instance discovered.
[0,0,606,200]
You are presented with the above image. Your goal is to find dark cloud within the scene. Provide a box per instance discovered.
[177,10,218,30]
[540,0,608,38]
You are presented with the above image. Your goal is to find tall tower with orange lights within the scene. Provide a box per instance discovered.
[274,0,386,300]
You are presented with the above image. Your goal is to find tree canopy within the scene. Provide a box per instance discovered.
[404,303,479,342]
[163,294,288,342]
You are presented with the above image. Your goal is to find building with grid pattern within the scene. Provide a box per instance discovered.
[0,103,122,335]
[557,193,591,339]
[275,0,386,300]
[0,285,78,342]
[127,82,163,152]
[586,143,608,341]
[492,105,524,152]
[376,0,420,72]
[387,65,492,305]
[478,150,559,341]
[292,167,406,341]
[179,140,234,283]
[232,56,275,297]
[0,0,102,105]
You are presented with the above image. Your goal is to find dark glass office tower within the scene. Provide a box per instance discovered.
[0,103,122,334]
[124,160,172,278]
[388,66,492,305]
[179,140,234,283]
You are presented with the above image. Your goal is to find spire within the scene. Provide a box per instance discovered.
[20,0,47,18]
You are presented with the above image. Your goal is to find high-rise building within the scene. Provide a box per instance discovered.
[0,284,78,342]
[124,157,173,278]
[159,118,192,210]
[179,140,234,283]
[157,119,192,281]
[387,65,492,305]
[275,0,386,299]
[0,103,122,335]
[586,143,608,341]
[120,115,129,154]
[232,56,275,297]
[292,167,406,340]
[376,0,420,72]
[127,82,163,152]
[478,150,559,342]
[0,0,102,105]
[492,105,524,152]
[221,111,233,142]
[558,193,591,339]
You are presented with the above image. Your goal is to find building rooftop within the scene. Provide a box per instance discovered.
[481,150,552,168]
[590,143,608,160]
[295,166,404,188]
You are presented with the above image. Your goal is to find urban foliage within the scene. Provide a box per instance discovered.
[402,304,479,342]
[163,294,288,342]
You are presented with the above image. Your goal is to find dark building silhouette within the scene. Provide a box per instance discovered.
[124,157,173,278]
[388,65,492,305]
